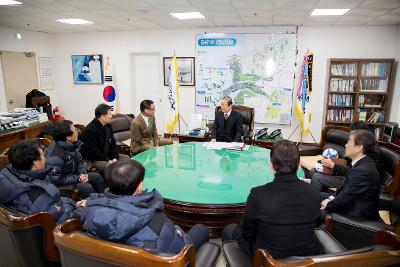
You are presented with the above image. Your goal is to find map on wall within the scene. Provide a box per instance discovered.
[195,33,297,124]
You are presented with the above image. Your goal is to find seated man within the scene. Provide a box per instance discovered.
[75,160,209,254]
[81,104,130,174]
[321,130,381,220]
[0,139,81,223]
[211,97,243,142]
[130,100,172,155]
[310,121,382,192]
[223,140,321,259]
[45,120,106,198]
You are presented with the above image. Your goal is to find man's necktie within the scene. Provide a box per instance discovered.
[224,113,229,120]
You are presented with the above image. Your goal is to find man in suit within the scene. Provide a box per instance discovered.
[130,100,172,155]
[81,104,130,174]
[321,129,381,220]
[310,121,383,193]
[211,97,243,142]
[222,140,321,259]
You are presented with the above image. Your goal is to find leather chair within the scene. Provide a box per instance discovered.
[54,219,220,267]
[0,205,60,267]
[222,215,400,267]
[299,126,350,157]
[110,114,134,156]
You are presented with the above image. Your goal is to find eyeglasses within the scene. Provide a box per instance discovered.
[148,108,155,110]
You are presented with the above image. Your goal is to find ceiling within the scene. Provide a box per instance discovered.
[0,0,399,34]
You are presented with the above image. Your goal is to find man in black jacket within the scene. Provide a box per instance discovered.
[321,130,381,220]
[211,97,243,142]
[222,140,321,259]
[82,104,130,174]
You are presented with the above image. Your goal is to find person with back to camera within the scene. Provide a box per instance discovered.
[75,160,210,254]
[222,140,322,259]
[211,96,243,142]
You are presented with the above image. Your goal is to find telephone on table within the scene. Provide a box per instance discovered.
[255,128,282,139]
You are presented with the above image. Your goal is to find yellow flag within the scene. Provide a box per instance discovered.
[166,55,179,133]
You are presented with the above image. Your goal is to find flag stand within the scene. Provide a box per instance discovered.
[287,124,317,145]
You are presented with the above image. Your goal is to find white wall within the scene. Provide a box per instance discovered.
[52,25,400,142]
[0,26,57,111]
[389,26,400,124]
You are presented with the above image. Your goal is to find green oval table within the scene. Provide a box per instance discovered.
[133,142,304,238]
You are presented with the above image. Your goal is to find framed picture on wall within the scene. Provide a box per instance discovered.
[163,57,195,86]
[71,54,104,84]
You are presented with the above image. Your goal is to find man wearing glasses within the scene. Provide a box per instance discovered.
[130,100,171,155]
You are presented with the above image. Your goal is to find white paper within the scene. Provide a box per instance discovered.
[188,114,203,130]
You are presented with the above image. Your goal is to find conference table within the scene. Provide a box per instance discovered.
[133,142,305,238]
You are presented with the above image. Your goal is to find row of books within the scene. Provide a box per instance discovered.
[360,79,387,91]
[361,63,387,77]
[330,63,357,76]
[328,94,353,106]
[327,109,353,122]
[330,78,355,92]
[358,110,384,123]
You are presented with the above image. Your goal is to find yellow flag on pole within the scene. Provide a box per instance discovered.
[166,55,179,133]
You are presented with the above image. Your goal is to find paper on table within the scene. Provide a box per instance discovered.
[207,141,246,150]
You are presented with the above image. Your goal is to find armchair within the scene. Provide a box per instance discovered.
[54,219,220,267]
[110,114,134,156]
[0,205,60,267]
[223,213,400,267]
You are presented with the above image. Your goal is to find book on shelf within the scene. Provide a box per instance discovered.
[327,109,353,122]
[359,110,367,121]
[331,63,357,76]
[359,79,387,92]
[328,94,353,106]
[330,78,355,92]
[361,63,387,77]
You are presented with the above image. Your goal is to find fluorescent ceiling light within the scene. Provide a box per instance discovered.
[56,19,93,25]
[311,9,350,16]
[0,0,22,5]
[170,12,204,20]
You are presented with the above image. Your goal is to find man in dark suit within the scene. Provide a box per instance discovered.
[321,130,381,221]
[81,104,130,174]
[222,140,321,259]
[211,97,243,142]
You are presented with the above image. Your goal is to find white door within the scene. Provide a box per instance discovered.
[1,51,39,110]
[131,53,164,133]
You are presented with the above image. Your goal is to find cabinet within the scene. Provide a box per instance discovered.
[325,59,395,140]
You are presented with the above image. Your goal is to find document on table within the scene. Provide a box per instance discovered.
[205,142,248,151]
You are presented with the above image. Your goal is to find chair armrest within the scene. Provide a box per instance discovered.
[326,213,392,249]
[314,227,346,254]
[298,144,322,156]
[196,242,220,267]
[222,241,252,267]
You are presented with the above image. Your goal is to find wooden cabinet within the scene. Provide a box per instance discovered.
[0,121,51,153]
[325,59,395,140]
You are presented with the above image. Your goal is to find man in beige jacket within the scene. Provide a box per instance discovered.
[130,100,172,155]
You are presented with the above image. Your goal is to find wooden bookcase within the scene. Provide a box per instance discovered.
[325,58,395,140]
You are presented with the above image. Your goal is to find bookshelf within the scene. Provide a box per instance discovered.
[325,59,395,140]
